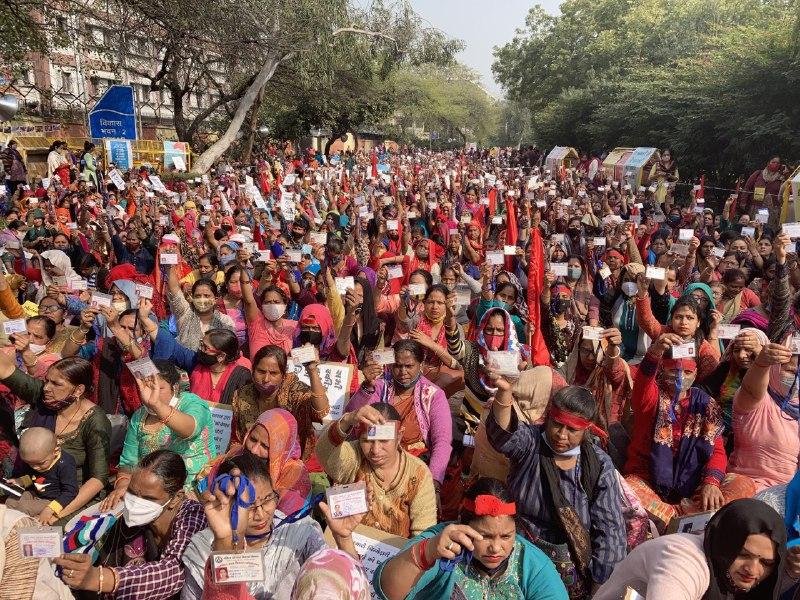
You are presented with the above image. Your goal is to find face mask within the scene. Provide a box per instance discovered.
[669,215,681,224]
[394,371,421,391]
[254,380,280,397]
[123,492,170,527]
[227,282,242,296]
[112,301,128,314]
[146,394,179,417]
[299,331,323,346]
[29,343,47,355]
[219,253,236,266]
[262,303,285,322]
[196,351,219,366]
[193,297,214,312]
[768,162,780,172]
[551,298,571,314]
[736,251,748,261]
[621,282,639,297]
[567,267,582,280]
[568,228,581,237]
[484,334,504,351]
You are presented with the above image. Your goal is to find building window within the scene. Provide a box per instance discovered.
[61,71,74,94]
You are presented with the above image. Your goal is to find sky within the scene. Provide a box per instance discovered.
[407,0,562,97]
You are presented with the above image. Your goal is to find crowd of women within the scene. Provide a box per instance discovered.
[0,142,797,599]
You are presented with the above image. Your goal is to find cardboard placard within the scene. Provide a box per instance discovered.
[285,362,353,422]
[208,401,234,454]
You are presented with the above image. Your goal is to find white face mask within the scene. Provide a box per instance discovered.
[621,282,639,297]
[112,301,129,314]
[145,394,179,417]
[122,492,170,527]
[29,343,47,355]
[262,303,286,322]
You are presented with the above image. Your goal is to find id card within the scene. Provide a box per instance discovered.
[68,279,88,291]
[712,247,725,258]
[159,252,178,265]
[284,249,302,263]
[491,216,503,224]
[90,291,113,308]
[245,242,259,255]
[366,422,397,441]
[210,552,265,584]
[791,336,800,355]
[460,214,472,225]
[783,223,800,239]
[408,283,427,297]
[386,220,399,231]
[486,251,504,266]
[598,265,612,280]
[310,232,327,245]
[485,350,520,378]
[290,344,318,365]
[593,237,606,247]
[717,324,741,340]
[126,357,160,379]
[582,326,603,341]
[455,285,472,306]
[671,342,696,359]
[741,226,756,238]
[135,284,154,299]
[4,240,20,250]
[335,276,355,296]
[19,526,62,558]
[255,250,271,262]
[645,266,665,280]
[326,481,368,518]
[371,348,395,366]
[3,318,27,335]
[503,245,517,256]
[551,233,565,243]
[386,265,404,280]
[678,229,694,241]
[550,262,568,277]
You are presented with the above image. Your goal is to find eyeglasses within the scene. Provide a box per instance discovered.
[39,304,61,313]
[198,340,219,354]
[251,492,279,514]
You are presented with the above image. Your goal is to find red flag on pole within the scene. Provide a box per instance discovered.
[504,195,517,271]
[488,187,497,215]
[527,227,552,366]
[371,150,378,180]
[697,174,705,201]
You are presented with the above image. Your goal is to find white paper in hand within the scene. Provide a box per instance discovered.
[335,276,355,296]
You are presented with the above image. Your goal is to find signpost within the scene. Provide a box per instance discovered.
[88,85,137,140]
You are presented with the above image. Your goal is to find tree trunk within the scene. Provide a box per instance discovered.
[193,56,282,173]
[241,84,265,164]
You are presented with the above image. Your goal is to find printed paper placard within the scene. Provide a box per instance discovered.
[326,481,368,518]
[208,401,233,454]
[285,362,354,422]
[126,357,160,380]
[210,552,265,584]
[19,526,62,558]
[148,175,167,193]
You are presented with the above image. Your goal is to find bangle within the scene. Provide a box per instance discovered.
[493,397,514,408]
[605,347,621,359]
[98,566,105,594]
[159,405,176,426]
[110,567,119,593]
[418,539,435,570]
[410,541,425,570]
[69,329,87,344]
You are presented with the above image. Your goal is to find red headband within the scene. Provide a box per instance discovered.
[462,495,516,517]
[605,249,625,261]
[548,405,608,441]
[661,358,697,370]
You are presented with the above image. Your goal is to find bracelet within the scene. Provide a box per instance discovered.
[98,566,105,594]
[110,567,119,593]
[493,398,514,408]
[605,347,621,359]
[69,329,87,344]
[159,405,176,426]
[410,541,425,570]
[418,539,435,570]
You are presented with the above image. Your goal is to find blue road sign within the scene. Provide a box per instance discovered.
[89,85,137,140]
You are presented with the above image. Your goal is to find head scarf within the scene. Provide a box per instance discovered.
[683,282,716,310]
[355,266,376,290]
[37,249,82,301]
[704,498,786,600]
[496,270,529,323]
[296,303,336,357]
[290,548,370,600]
[241,409,311,514]
[475,307,528,392]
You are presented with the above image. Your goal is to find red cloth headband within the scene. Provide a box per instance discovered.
[605,249,625,261]
[462,495,517,517]
[548,405,608,441]
[661,358,697,370]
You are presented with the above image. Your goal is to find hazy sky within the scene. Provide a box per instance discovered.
[407,0,562,97]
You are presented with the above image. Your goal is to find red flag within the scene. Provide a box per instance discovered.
[731,178,741,220]
[504,195,517,271]
[697,174,705,201]
[371,150,378,180]
[488,187,497,215]
[527,227,552,367]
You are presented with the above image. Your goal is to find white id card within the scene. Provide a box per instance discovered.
[210,552,266,584]
[290,344,318,365]
[408,283,427,297]
[460,214,472,225]
[3,318,27,335]
[326,482,368,518]
[550,262,568,277]
[310,232,327,245]
[783,223,800,239]
[646,266,665,280]
[486,251,504,266]
[593,237,607,247]
[671,342,696,359]
[491,216,503,224]
[741,226,756,238]
[371,348,395,366]
[551,233,565,243]
[791,336,800,355]
[366,421,397,441]
[19,526,62,558]
[598,265,612,280]
[285,249,302,263]
[135,284,154,299]
[678,229,694,241]
[386,265,404,280]
[90,291,113,308]
[582,326,603,341]
[126,357,160,379]
[255,250,271,262]
[712,247,725,258]
[486,350,521,379]
[717,324,741,340]
[68,279,88,291]
[386,219,399,231]
[159,252,178,265]
[503,245,517,256]
[335,276,355,296]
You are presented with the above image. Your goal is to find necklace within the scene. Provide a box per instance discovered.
[57,402,83,436]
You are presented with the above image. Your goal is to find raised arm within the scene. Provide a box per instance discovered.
[735,342,792,413]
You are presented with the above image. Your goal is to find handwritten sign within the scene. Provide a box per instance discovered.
[285,361,353,421]
[108,169,126,190]
[323,524,406,598]
[149,175,167,193]
[208,401,233,454]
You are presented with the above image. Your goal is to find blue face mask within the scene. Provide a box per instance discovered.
[219,253,236,266]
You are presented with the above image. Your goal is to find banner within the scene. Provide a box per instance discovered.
[105,140,132,171]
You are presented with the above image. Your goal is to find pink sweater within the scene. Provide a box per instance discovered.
[345,376,452,483]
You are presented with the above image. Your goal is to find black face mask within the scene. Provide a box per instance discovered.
[568,228,581,237]
[299,330,323,346]
[736,251,749,261]
[196,351,218,366]
[328,254,342,265]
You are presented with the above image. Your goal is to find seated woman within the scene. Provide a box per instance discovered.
[10,315,60,379]
[475,263,526,342]
[101,360,216,510]
[541,281,579,367]
[719,268,761,323]
[242,271,297,355]
[727,341,800,493]
[0,353,110,523]
[55,449,208,599]
[147,321,252,406]
[486,378,626,597]
[291,548,370,600]
[183,453,331,599]
[346,339,452,485]
[594,498,799,600]
[374,477,568,600]
[316,403,437,537]
[635,278,721,379]
[624,333,755,531]
[230,345,327,460]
